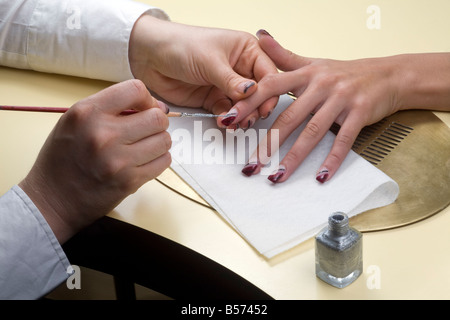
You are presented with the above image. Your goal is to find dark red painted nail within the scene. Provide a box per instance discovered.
[242,163,258,176]
[221,115,236,126]
[316,169,329,183]
[268,166,286,183]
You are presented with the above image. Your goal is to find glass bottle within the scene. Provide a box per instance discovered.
[315,212,363,288]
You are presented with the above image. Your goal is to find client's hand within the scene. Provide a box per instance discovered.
[129,15,279,129]
[237,31,430,183]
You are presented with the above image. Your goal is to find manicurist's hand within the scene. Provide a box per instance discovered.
[19,80,172,243]
[128,14,279,130]
[238,30,450,183]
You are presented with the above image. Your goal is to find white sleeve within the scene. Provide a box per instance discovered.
[0,186,71,299]
[0,0,169,82]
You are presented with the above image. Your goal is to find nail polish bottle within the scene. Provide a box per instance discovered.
[315,212,363,288]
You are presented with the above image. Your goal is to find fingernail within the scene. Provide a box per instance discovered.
[316,168,329,183]
[157,100,170,114]
[268,165,286,183]
[261,111,272,120]
[242,162,259,177]
[246,117,256,129]
[221,109,238,126]
[243,81,256,94]
[256,29,273,38]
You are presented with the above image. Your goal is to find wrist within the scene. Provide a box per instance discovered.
[19,174,77,244]
[393,53,450,111]
[129,14,170,80]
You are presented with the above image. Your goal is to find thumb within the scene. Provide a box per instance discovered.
[208,61,258,102]
[256,29,311,71]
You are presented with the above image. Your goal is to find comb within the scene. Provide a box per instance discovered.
[331,110,450,231]
[330,118,415,166]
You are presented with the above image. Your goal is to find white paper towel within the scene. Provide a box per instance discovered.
[167,94,399,258]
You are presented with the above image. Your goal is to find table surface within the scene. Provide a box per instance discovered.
[1,0,449,299]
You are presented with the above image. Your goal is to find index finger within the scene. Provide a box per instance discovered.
[221,71,306,126]
[89,79,166,115]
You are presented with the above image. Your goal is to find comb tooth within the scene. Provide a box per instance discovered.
[367,146,389,156]
[379,133,401,144]
[359,152,381,165]
[374,138,396,149]
[391,121,414,131]
[386,126,408,139]
[385,127,407,138]
[352,119,414,166]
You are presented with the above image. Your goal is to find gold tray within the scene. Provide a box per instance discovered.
[157,110,450,232]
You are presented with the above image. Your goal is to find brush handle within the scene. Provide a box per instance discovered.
[0,105,70,113]
[0,105,225,118]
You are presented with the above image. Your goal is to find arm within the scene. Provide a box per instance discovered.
[0,0,167,82]
[235,31,450,183]
[1,0,279,124]
[0,186,71,299]
[19,80,171,245]
[0,80,170,299]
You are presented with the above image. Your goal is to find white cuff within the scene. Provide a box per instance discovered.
[27,0,169,82]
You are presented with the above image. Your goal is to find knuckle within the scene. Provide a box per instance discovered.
[149,108,169,130]
[118,176,140,195]
[162,131,172,151]
[303,121,322,139]
[97,156,127,180]
[65,102,92,127]
[160,152,173,168]
[327,151,344,167]
[127,79,148,98]
[276,108,296,126]
[334,132,355,148]
[147,132,172,161]
[223,72,238,94]
[283,149,302,166]
[333,79,355,98]
[317,75,338,90]
[260,73,279,87]
[86,125,118,152]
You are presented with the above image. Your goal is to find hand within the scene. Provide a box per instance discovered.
[237,30,404,183]
[19,80,172,243]
[129,15,279,129]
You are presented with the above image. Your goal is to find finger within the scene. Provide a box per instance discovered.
[241,127,277,176]
[246,36,280,119]
[256,29,312,72]
[202,87,265,130]
[315,116,363,183]
[258,96,280,120]
[267,101,343,183]
[221,71,307,126]
[208,60,258,102]
[126,152,172,191]
[120,108,169,144]
[242,89,323,176]
[87,80,157,115]
[125,131,172,167]
[200,86,233,116]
